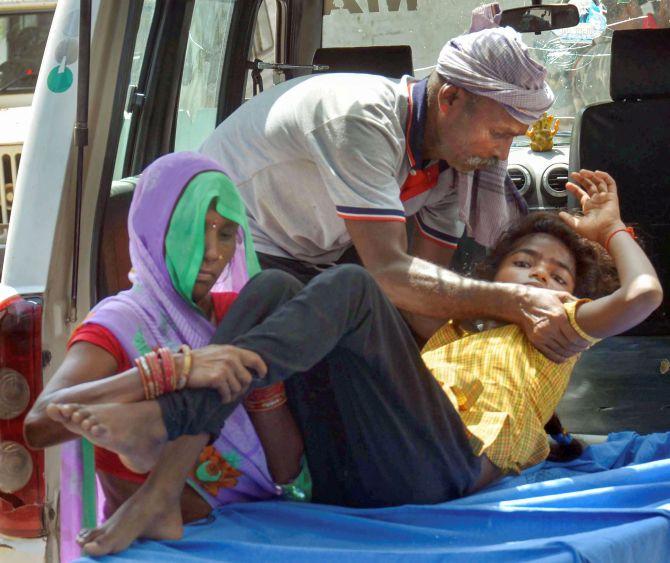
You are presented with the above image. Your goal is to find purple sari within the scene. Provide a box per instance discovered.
[60,152,278,561]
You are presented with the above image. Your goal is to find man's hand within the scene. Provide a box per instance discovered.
[512,284,589,363]
[188,345,267,403]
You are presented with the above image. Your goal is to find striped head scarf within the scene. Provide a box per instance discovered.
[436,26,555,125]
[435,24,555,247]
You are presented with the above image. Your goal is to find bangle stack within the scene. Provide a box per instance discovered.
[134,344,193,400]
[244,382,287,412]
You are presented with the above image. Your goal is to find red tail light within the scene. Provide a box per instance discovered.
[0,287,44,538]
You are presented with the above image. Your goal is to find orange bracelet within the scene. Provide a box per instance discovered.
[605,226,636,253]
[178,345,192,390]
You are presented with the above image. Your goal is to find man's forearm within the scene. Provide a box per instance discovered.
[371,255,520,322]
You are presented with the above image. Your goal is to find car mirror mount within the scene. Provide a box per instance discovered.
[500,3,580,35]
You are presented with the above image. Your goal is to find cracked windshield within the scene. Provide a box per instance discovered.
[322,0,670,147]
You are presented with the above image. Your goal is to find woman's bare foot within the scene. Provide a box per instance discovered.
[76,483,184,556]
[46,401,167,473]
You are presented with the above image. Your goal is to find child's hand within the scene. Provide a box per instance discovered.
[187,345,267,403]
[559,169,625,247]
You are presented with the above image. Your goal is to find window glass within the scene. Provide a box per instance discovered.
[322,0,670,140]
[0,10,53,95]
[113,0,157,180]
[174,0,235,152]
[243,0,277,100]
[322,0,473,81]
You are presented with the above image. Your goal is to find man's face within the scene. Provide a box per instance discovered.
[431,86,529,172]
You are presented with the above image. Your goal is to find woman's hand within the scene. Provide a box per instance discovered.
[559,169,625,247]
[187,345,268,403]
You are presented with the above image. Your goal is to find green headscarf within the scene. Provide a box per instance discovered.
[165,171,260,307]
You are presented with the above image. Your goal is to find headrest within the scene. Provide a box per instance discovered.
[312,45,413,79]
[610,29,670,100]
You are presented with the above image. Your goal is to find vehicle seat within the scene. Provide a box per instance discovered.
[569,28,670,334]
[98,177,137,299]
[312,45,413,78]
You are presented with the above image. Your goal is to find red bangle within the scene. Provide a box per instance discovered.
[158,347,175,393]
[605,226,636,253]
[244,382,287,412]
[146,351,164,396]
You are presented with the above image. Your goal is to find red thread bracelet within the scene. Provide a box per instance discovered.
[605,226,636,253]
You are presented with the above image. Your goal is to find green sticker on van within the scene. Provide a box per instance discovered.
[47,66,74,93]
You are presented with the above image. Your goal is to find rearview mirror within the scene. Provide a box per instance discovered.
[500,4,580,34]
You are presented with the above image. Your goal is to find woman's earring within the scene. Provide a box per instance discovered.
[218,255,224,260]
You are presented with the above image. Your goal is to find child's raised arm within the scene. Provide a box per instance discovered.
[559,170,663,338]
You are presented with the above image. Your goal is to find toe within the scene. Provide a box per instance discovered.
[83,534,128,557]
[46,404,68,423]
[59,404,81,420]
[71,407,91,424]
[80,416,97,432]
[83,539,109,557]
[76,527,101,545]
[90,423,107,438]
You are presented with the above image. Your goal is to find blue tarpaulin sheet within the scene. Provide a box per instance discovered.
[79,432,670,562]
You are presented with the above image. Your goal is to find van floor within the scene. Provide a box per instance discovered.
[559,336,670,435]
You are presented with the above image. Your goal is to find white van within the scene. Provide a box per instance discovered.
[1,1,668,561]
[0,1,54,261]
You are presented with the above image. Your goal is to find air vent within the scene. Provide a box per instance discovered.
[507,165,531,197]
[542,164,568,198]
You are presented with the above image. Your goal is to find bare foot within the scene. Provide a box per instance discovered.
[76,484,184,556]
[46,402,167,473]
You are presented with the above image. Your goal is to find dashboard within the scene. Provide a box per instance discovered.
[507,144,570,212]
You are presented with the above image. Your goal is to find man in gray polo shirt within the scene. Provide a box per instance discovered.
[201,27,587,363]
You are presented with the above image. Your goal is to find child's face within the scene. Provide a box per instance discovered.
[493,233,576,293]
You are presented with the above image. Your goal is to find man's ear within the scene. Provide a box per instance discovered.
[437,85,461,113]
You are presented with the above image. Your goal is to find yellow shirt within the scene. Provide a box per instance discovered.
[421,300,599,474]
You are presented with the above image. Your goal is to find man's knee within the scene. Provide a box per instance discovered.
[324,264,378,291]
[248,269,304,301]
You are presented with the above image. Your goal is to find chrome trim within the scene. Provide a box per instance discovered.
[542,163,569,198]
[507,164,532,197]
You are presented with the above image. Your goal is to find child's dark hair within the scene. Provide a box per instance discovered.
[475,212,619,299]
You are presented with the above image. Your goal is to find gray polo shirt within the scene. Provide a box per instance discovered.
[200,73,464,264]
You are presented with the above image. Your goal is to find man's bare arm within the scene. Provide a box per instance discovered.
[346,219,588,362]
[401,224,458,339]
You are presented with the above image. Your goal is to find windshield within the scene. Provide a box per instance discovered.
[322,0,670,145]
[0,9,53,95]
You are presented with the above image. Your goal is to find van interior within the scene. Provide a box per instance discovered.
[2,1,670,561]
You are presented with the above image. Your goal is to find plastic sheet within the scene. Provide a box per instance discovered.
[76,432,670,563]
